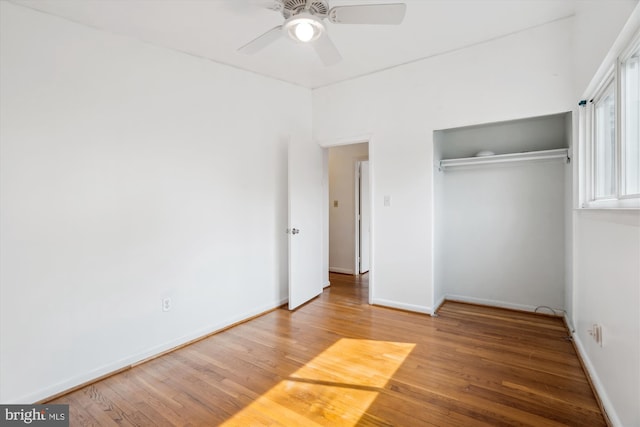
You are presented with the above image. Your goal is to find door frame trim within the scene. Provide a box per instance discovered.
[354,158,370,275]
[319,134,373,305]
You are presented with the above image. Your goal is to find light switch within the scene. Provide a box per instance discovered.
[333,200,339,207]
[384,195,391,207]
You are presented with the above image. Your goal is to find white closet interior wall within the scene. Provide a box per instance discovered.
[434,113,571,312]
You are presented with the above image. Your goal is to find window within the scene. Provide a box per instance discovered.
[593,81,616,199]
[622,45,640,196]
[582,32,640,208]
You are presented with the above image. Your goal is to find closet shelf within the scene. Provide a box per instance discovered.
[439,148,569,171]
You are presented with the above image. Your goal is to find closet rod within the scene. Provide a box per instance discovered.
[439,148,569,171]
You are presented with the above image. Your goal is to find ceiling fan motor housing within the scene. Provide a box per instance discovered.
[279,0,329,18]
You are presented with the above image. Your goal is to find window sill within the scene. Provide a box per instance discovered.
[578,198,640,210]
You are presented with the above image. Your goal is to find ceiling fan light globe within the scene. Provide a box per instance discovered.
[283,13,324,43]
[294,21,315,42]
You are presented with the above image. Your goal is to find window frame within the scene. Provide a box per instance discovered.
[619,37,640,199]
[582,30,640,210]
[590,73,616,202]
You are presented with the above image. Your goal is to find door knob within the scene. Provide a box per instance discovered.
[291,228,300,235]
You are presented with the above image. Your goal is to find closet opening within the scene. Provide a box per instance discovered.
[433,112,572,316]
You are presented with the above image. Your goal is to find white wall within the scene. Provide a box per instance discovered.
[328,143,368,274]
[439,161,566,311]
[573,211,640,427]
[571,3,640,426]
[572,0,640,97]
[322,149,330,286]
[314,18,574,314]
[0,2,312,403]
[433,133,446,310]
[564,115,574,326]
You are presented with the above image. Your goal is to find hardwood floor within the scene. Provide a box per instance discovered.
[50,273,606,426]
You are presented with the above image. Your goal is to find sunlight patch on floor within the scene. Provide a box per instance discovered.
[221,338,415,426]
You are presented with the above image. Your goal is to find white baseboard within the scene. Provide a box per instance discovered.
[563,312,576,334]
[329,267,354,275]
[323,281,331,288]
[10,298,288,404]
[444,294,560,315]
[371,298,432,315]
[433,294,446,313]
[572,333,621,427]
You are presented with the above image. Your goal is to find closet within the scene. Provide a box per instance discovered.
[434,113,572,312]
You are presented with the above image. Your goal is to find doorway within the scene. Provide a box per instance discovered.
[326,142,371,297]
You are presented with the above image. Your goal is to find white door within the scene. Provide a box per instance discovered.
[359,161,371,273]
[288,138,323,310]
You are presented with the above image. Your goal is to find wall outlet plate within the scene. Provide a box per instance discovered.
[589,324,603,346]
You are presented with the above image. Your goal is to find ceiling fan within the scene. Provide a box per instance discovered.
[238,0,407,66]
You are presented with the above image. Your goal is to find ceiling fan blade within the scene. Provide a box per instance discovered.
[238,26,283,54]
[328,3,407,25]
[313,33,342,66]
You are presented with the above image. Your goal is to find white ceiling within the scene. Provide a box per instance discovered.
[12,0,580,88]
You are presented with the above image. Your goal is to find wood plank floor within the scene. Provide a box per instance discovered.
[49,273,606,426]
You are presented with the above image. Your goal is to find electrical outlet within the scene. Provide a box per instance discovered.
[589,324,603,346]
[162,297,172,312]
